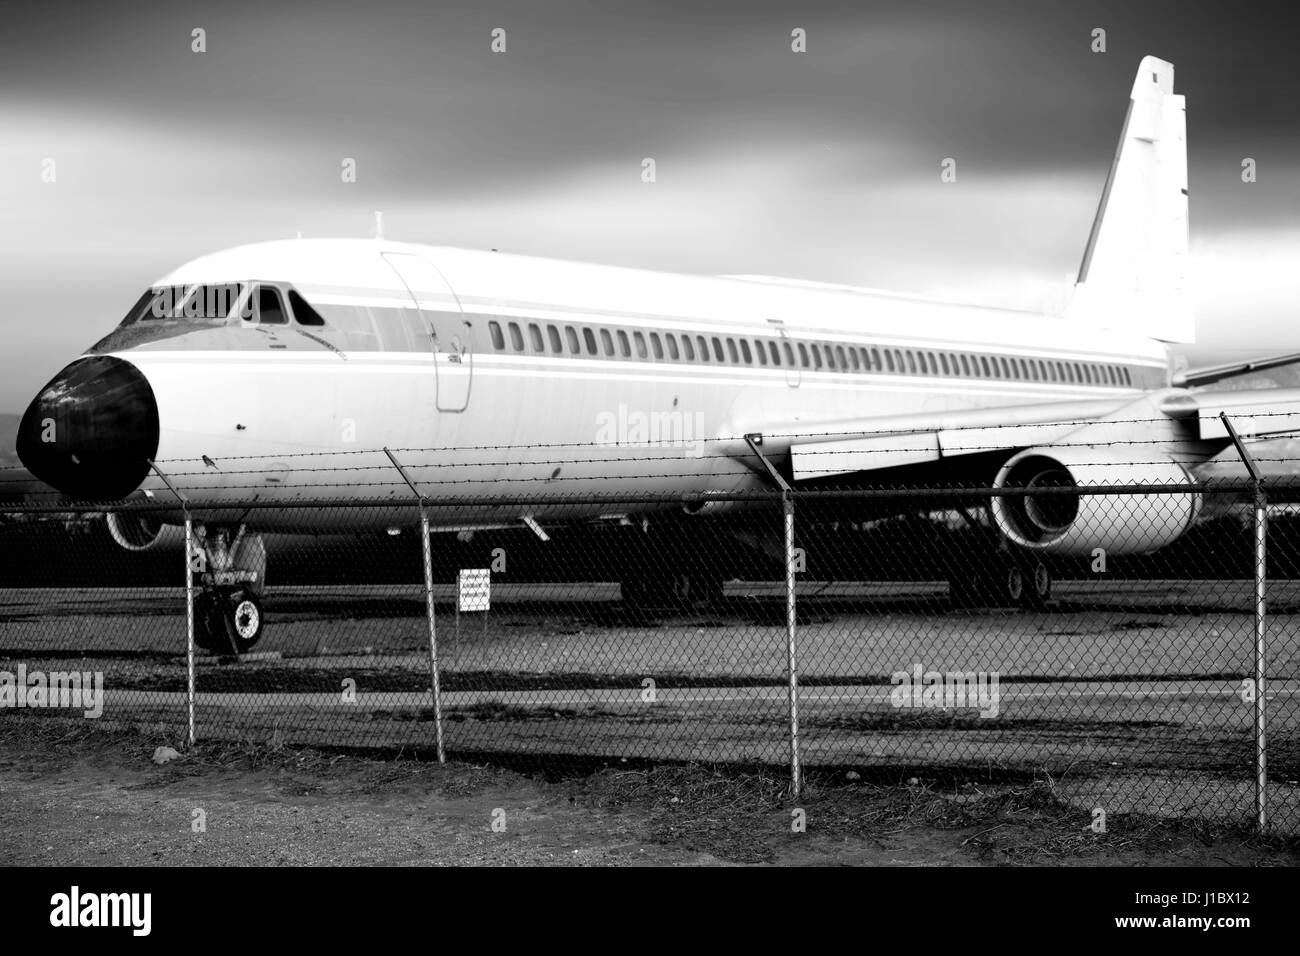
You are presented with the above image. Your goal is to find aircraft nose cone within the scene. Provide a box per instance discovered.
[16,356,160,501]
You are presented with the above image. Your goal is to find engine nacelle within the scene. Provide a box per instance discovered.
[106,512,186,552]
[991,446,1201,556]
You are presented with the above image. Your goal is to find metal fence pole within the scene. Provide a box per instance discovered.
[743,435,801,796]
[784,490,801,798]
[183,512,196,747]
[1253,482,1267,831]
[384,448,445,763]
[1220,413,1266,831]
[149,461,196,748]
[421,504,446,764]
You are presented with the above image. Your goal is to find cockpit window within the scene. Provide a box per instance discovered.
[123,284,242,325]
[255,286,288,324]
[287,290,327,326]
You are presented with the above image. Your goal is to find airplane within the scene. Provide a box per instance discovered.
[16,55,1300,653]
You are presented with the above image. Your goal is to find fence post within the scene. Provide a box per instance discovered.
[1220,413,1266,831]
[784,489,801,798]
[1253,480,1267,832]
[183,510,196,747]
[745,435,801,797]
[148,461,196,747]
[384,448,446,764]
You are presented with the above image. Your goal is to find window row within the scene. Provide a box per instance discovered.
[486,319,1135,387]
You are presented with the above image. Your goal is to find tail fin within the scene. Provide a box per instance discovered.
[1066,56,1192,344]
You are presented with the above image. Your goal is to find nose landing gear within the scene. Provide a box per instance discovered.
[190,524,267,654]
[194,586,265,654]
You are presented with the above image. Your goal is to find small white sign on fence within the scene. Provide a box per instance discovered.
[458,568,491,612]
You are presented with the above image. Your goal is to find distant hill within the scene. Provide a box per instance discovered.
[1200,361,1300,391]
[0,413,19,469]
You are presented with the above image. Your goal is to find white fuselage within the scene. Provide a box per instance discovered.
[101,239,1170,530]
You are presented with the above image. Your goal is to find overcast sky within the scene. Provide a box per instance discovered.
[1,0,1297,411]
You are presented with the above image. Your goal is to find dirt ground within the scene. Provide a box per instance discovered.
[0,718,1294,866]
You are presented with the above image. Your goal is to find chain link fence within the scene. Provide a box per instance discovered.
[1,480,1295,833]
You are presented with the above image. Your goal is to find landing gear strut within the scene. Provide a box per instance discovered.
[191,525,267,654]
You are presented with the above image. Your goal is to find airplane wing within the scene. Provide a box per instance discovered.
[726,388,1300,484]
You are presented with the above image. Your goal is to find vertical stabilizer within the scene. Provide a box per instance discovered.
[1067,56,1192,344]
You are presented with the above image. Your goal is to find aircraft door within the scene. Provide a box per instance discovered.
[381,252,472,412]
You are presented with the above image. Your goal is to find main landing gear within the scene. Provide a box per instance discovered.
[191,525,268,654]
[946,506,1051,610]
[621,568,725,613]
[949,549,1052,610]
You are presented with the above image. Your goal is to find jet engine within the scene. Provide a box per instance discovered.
[991,446,1201,556]
[106,511,186,551]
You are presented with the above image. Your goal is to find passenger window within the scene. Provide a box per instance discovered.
[712,337,724,362]
[939,353,950,375]
[666,334,680,360]
[904,351,916,374]
[798,343,809,367]
[547,325,562,353]
[769,341,781,365]
[489,321,505,350]
[650,333,664,359]
[583,328,598,354]
[811,345,823,369]
[617,330,631,357]
[726,338,739,363]
[287,290,327,327]
[600,329,615,355]
[849,347,860,371]
[528,323,544,352]
[783,342,795,366]
[257,286,288,324]
[740,340,752,364]
[633,331,648,358]
[754,340,767,365]
[885,350,895,372]
[565,326,580,353]
[682,336,695,361]
[509,323,524,351]
[824,345,835,370]
[697,336,709,361]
